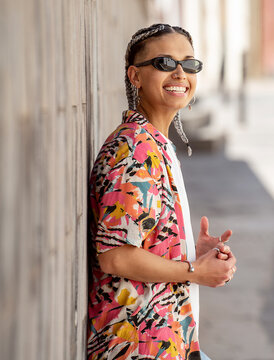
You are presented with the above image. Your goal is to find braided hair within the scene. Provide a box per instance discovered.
[124,23,194,155]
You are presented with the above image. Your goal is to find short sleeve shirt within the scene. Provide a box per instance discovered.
[87,110,201,360]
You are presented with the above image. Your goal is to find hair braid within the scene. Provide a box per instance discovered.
[125,25,167,110]
[125,74,137,110]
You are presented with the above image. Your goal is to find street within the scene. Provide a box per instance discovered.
[177,80,274,359]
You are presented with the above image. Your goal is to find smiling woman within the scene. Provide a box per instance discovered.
[127,32,198,137]
[87,23,236,360]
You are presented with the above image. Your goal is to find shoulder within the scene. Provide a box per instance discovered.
[91,122,164,181]
[100,122,164,165]
[113,122,164,164]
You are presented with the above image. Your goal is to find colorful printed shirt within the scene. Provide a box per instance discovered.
[87,110,201,359]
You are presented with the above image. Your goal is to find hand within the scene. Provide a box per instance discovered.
[196,216,232,260]
[191,247,237,287]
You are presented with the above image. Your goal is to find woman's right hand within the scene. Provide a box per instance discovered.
[190,248,237,287]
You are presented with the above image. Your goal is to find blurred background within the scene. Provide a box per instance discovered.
[1,0,273,359]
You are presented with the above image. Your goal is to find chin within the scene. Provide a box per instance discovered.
[173,100,189,111]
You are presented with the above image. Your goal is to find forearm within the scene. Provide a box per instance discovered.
[98,244,192,283]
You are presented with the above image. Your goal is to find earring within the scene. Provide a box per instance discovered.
[188,96,196,111]
[135,87,140,108]
[132,85,140,109]
[173,111,192,157]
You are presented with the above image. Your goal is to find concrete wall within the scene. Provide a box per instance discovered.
[95,0,151,150]
[0,0,91,358]
[0,0,149,359]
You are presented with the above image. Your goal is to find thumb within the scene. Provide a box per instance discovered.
[200,216,209,236]
[220,229,233,243]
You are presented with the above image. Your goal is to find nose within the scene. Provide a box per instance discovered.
[171,64,186,79]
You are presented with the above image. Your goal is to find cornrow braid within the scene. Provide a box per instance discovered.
[124,23,194,154]
[125,24,168,110]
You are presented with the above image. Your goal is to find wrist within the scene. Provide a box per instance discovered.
[182,260,195,286]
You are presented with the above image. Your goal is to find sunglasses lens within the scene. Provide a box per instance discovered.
[151,57,203,73]
[154,57,176,71]
[182,59,203,73]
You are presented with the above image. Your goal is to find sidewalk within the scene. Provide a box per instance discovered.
[177,79,274,359]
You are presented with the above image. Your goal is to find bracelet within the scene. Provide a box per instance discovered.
[183,260,194,286]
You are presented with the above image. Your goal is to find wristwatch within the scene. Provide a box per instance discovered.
[183,260,194,286]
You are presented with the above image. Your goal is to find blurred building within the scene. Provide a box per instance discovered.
[96,0,274,153]
[149,0,273,90]
[146,0,274,152]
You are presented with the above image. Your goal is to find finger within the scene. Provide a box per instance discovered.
[212,247,228,260]
[227,250,236,260]
[220,229,232,243]
[218,243,231,254]
[229,268,236,278]
[217,252,229,260]
[226,253,237,267]
[200,216,209,236]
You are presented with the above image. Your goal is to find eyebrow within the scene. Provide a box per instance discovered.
[157,54,194,59]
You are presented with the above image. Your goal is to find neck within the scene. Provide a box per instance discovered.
[136,103,177,138]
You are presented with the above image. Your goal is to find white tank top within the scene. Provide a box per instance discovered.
[163,136,200,330]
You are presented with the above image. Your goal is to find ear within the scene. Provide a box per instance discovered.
[127,65,141,88]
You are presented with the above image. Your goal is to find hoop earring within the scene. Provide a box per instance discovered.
[188,96,196,111]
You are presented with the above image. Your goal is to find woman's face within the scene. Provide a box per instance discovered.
[130,32,197,113]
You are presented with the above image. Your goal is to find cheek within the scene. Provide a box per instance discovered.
[189,75,197,93]
[139,72,166,97]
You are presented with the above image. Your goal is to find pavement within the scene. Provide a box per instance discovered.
[175,79,274,360]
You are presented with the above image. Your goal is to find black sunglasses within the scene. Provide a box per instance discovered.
[135,56,203,74]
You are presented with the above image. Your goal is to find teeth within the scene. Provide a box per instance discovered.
[164,86,187,92]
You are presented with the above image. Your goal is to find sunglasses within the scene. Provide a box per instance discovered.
[135,56,203,74]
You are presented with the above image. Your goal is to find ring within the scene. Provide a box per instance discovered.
[213,247,220,254]
[225,278,231,284]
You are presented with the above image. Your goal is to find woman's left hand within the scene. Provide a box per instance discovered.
[196,216,232,260]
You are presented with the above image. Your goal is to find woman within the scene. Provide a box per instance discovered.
[87,23,236,360]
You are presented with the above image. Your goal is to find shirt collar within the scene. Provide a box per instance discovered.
[122,110,169,148]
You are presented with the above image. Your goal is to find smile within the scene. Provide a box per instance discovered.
[163,86,187,93]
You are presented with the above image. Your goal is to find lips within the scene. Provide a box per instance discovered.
[163,85,188,93]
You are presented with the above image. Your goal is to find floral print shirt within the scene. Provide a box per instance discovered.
[87,110,201,359]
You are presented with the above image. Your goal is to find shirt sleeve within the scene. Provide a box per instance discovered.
[92,149,162,255]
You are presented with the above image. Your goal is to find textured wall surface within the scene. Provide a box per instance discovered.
[0,0,92,359]
[95,0,151,149]
[0,0,149,359]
